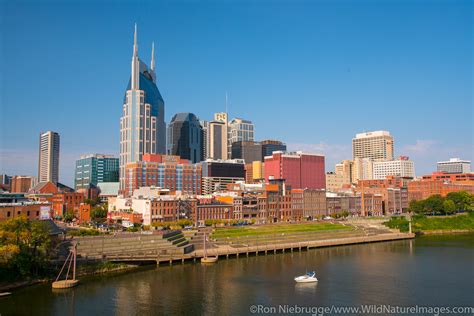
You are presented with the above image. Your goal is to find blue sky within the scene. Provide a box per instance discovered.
[1,0,472,186]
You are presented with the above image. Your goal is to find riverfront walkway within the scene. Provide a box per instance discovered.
[69,221,414,265]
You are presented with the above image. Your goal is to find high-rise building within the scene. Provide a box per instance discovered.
[437,158,471,174]
[352,131,394,161]
[352,157,374,183]
[119,25,166,189]
[74,154,119,190]
[372,156,415,180]
[200,120,210,159]
[201,112,229,160]
[228,118,254,157]
[261,140,287,158]
[208,120,228,160]
[38,131,60,184]
[231,141,262,163]
[167,113,203,163]
[264,151,326,190]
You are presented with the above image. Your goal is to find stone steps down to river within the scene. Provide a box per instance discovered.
[74,231,193,261]
[190,230,219,250]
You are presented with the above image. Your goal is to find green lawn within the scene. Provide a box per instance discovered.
[211,222,351,239]
[414,212,474,232]
[383,212,474,233]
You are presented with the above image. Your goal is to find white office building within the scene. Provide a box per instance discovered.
[352,130,394,161]
[38,131,60,184]
[228,118,254,157]
[373,157,415,180]
[437,158,471,174]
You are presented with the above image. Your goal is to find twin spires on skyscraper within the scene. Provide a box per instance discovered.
[130,23,157,89]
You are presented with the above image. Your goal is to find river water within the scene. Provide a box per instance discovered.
[1,234,473,315]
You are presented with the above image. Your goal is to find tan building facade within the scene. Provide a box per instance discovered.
[352,131,394,161]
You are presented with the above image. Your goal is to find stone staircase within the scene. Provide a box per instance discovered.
[72,230,194,261]
[189,228,217,250]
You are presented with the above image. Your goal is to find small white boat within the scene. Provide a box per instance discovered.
[294,271,318,283]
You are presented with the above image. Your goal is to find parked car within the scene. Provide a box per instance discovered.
[121,220,134,228]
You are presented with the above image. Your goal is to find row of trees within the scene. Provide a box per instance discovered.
[409,191,473,215]
[0,217,54,280]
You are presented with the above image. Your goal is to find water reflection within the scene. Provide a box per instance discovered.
[294,282,318,295]
[0,234,473,316]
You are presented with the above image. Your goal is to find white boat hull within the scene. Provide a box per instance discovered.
[201,256,218,263]
[294,276,318,283]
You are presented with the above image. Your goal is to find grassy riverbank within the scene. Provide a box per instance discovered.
[211,222,351,239]
[384,212,474,233]
[0,261,141,292]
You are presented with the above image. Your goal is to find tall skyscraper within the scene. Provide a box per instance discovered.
[352,131,394,161]
[38,131,60,184]
[167,113,203,163]
[119,25,166,189]
[74,154,119,190]
[200,120,210,159]
[228,118,254,157]
[201,112,229,160]
[209,120,228,160]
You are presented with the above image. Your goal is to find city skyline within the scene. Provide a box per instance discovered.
[1,0,472,186]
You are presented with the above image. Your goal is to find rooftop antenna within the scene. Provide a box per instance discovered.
[225,92,228,123]
[151,41,155,71]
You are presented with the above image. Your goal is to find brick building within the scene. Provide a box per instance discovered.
[196,202,233,224]
[10,176,36,193]
[124,154,202,197]
[264,151,325,190]
[0,202,51,221]
[52,192,85,218]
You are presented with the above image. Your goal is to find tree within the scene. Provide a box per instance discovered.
[63,211,75,222]
[409,200,425,214]
[0,217,52,280]
[423,195,444,215]
[446,191,474,212]
[442,199,456,215]
[91,204,108,222]
[84,197,100,207]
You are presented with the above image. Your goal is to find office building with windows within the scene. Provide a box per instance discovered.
[227,118,254,157]
[373,156,415,180]
[437,158,471,174]
[167,113,203,163]
[38,131,60,184]
[352,131,394,161]
[75,154,119,190]
[119,25,166,189]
